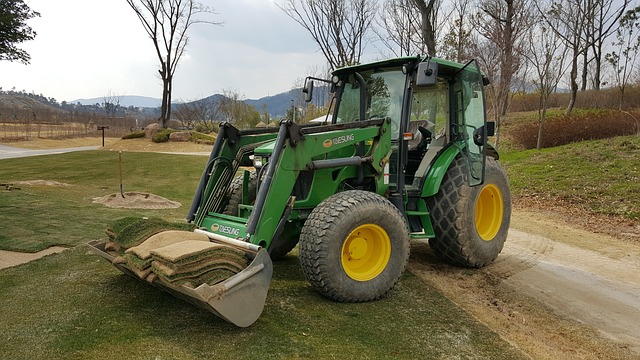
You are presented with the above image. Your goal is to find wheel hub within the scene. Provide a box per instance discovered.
[347,237,368,260]
[475,183,504,241]
[341,224,391,281]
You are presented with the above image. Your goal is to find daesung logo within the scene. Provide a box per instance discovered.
[211,224,240,236]
[323,133,355,148]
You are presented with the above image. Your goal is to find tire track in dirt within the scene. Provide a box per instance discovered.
[409,210,640,359]
[493,228,640,352]
[486,229,554,279]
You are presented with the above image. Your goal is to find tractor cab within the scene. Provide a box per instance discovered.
[304,56,493,212]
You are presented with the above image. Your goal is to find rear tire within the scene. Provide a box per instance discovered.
[299,190,410,302]
[223,171,298,260]
[426,156,511,267]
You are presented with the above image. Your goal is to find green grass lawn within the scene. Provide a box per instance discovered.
[0,150,525,359]
[501,135,639,220]
[0,246,524,360]
[0,151,207,252]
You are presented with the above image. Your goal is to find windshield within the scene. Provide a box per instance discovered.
[335,68,406,136]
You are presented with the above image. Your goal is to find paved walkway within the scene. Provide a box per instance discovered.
[0,144,100,160]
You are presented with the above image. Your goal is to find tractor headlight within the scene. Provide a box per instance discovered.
[253,155,266,169]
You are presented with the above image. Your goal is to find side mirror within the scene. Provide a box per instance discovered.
[473,122,495,146]
[486,121,495,136]
[416,61,438,87]
[303,80,314,103]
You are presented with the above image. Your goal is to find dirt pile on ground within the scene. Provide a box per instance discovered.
[93,192,181,209]
[13,180,71,186]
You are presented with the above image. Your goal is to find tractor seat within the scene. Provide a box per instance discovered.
[407,120,435,151]
[408,135,447,190]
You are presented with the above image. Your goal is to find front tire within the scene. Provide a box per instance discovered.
[299,190,410,302]
[426,155,511,267]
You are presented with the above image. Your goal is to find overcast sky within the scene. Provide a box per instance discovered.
[0,0,370,103]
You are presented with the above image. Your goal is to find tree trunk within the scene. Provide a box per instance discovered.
[537,93,548,151]
[593,53,602,90]
[499,0,515,117]
[413,0,437,56]
[580,49,588,91]
[166,74,173,126]
[566,47,579,115]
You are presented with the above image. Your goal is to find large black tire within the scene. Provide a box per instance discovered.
[426,155,511,268]
[299,190,410,302]
[223,171,298,260]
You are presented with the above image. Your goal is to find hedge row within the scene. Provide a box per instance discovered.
[509,110,639,150]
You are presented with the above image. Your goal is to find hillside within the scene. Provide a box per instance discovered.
[0,94,61,113]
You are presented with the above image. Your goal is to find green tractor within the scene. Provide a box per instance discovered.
[90,55,510,327]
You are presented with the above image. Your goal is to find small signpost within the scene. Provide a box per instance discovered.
[97,125,109,147]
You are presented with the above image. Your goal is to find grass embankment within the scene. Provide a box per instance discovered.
[0,150,525,359]
[501,135,639,221]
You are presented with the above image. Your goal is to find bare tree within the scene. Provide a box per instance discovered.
[541,0,627,114]
[125,0,219,128]
[469,34,502,141]
[280,0,376,69]
[606,6,640,110]
[218,89,261,129]
[375,0,444,57]
[542,1,584,114]
[470,0,533,148]
[522,14,569,150]
[176,99,221,132]
[173,100,201,130]
[375,0,420,57]
[475,0,532,116]
[102,90,123,118]
[583,0,630,90]
[411,0,441,56]
[440,0,473,62]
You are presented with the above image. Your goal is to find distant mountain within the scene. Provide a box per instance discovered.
[246,87,330,117]
[70,87,330,117]
[245,89,303,117]
[186,90,304,117]
[71,95,162,108]
[183,87,330,118]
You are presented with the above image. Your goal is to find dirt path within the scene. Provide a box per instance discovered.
[409,209,640,359]
[0,144,100,160]
[0,247,68,269]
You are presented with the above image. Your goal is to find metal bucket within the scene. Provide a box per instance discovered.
[87,233,273,327]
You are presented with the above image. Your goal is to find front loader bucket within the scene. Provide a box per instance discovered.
[88,236,273,327]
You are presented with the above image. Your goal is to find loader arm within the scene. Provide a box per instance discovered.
[195,118,392,251]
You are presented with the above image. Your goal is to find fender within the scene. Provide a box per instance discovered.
[420,144,460,198]
[486,143,499,160]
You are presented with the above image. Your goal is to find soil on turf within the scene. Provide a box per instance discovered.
[92,191,181,209]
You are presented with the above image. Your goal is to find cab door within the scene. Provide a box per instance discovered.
[453,60,487,186]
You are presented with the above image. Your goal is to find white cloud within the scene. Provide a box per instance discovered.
[0,0,328,102]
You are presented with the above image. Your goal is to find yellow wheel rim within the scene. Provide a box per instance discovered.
[475,183,504,241]
[341,224,391,281]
